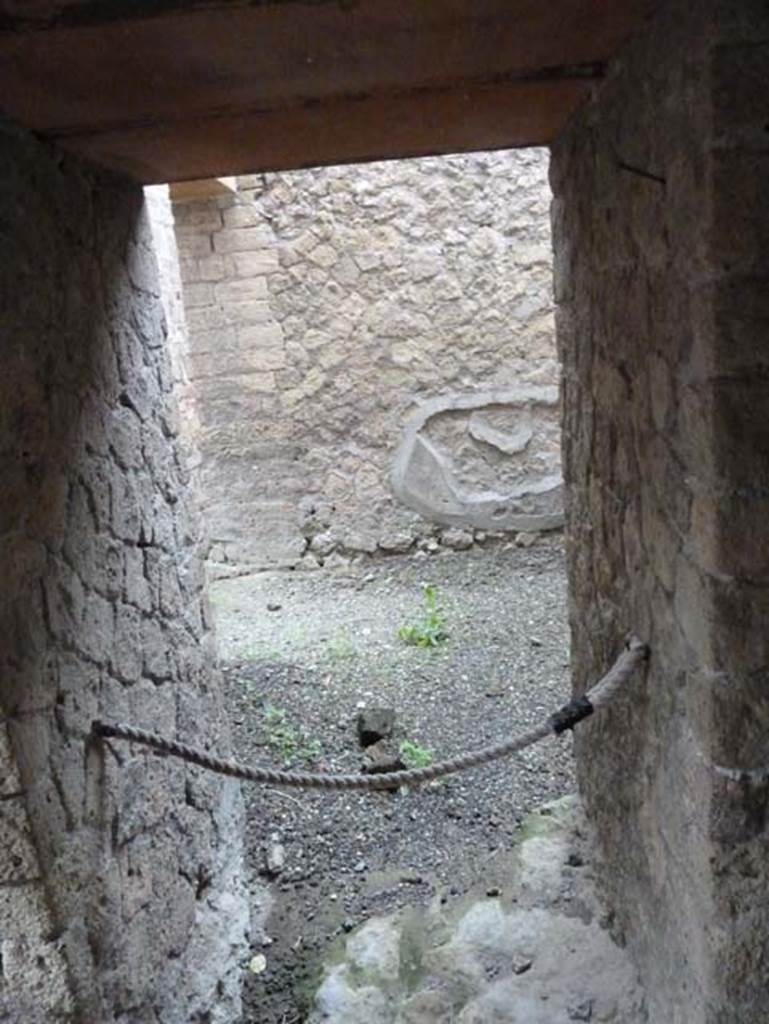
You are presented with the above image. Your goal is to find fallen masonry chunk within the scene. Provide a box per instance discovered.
[441,528,474,550]
[264,843,286,876]
[356,707,395,748]
[378,531,414,553]
[568,998,594,1021]
[512,955,533,975]
[362,738,404,767]
[361,739,406,784]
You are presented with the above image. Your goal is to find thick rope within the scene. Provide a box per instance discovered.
[92,636,648,792]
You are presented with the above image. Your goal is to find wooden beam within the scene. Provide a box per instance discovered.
[169,176,238,201]
[0,0,654,181]
[51,76,595,183]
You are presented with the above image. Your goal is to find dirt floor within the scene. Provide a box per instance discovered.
[212,540,575,1023]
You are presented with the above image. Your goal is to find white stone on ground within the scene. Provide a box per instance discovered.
[309,797,646,1023]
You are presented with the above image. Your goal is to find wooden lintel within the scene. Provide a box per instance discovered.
[169,177,238,202]
[52,77,595,184]
[0,0,655,182]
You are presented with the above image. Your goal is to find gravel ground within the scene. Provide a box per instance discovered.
[212,541,573,1023]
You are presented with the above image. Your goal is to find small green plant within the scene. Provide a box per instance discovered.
[399,739,434,769]
[326,626,355,662]
[263,705,321,766]
[240,640,282,663]
[398,584,449,648]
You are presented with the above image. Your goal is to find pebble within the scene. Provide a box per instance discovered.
[568,998,594,1020]
[248,953,267,975]
[441,528,474,550]
[267,602,282,612]
[265,843,286,876]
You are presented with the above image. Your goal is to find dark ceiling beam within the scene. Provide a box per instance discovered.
[55,74,597,184]
[0,0,656,181]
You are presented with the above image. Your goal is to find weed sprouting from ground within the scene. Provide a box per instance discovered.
[325,626,355,662]
[241,640,282,662]
[399,739,434,769]
[263,705,322,767]
[398,584,449,649]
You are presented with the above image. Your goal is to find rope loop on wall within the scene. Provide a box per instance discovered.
[92,636,649,793]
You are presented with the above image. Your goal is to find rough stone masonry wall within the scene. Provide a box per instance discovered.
[550,1,769,1020]
[173,150,561,571]
[0,120,247,1022]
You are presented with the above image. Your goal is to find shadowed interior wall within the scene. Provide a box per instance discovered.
[550,1,769,1020]
[0,120,247,1022]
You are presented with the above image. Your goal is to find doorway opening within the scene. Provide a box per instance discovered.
[146,148,639,1022]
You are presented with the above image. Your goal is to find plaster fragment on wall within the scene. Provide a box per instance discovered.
[391,388,564,532]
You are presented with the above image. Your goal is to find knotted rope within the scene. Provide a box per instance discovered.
[92,636,648,792]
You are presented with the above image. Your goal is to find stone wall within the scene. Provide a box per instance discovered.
[0,120,247,1022]
[173,150,560,571]
[145,184,200,447]
[550,1,769,1020]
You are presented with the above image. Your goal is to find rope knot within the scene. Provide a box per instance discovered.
[550,695,594,735]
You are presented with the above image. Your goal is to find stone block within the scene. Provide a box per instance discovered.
[356,708,395,748]
[378,531,414,554]
[195,254,226,281]
[213,226,274,254]
[441,528,473,550]
[237,322,284,349]
[0,800,42,882]
[172,203,223,231]
[189,346,279,383]
[185,304,228,332]
[177,232,213,258]
[226,249,281,277]
[112,603,143,683]
[223,299,274,327]
[308,243,338,269]
[215,277,269,303]
[222,203,265,229]
[181,281,215,308]
[1,936,74,1017]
